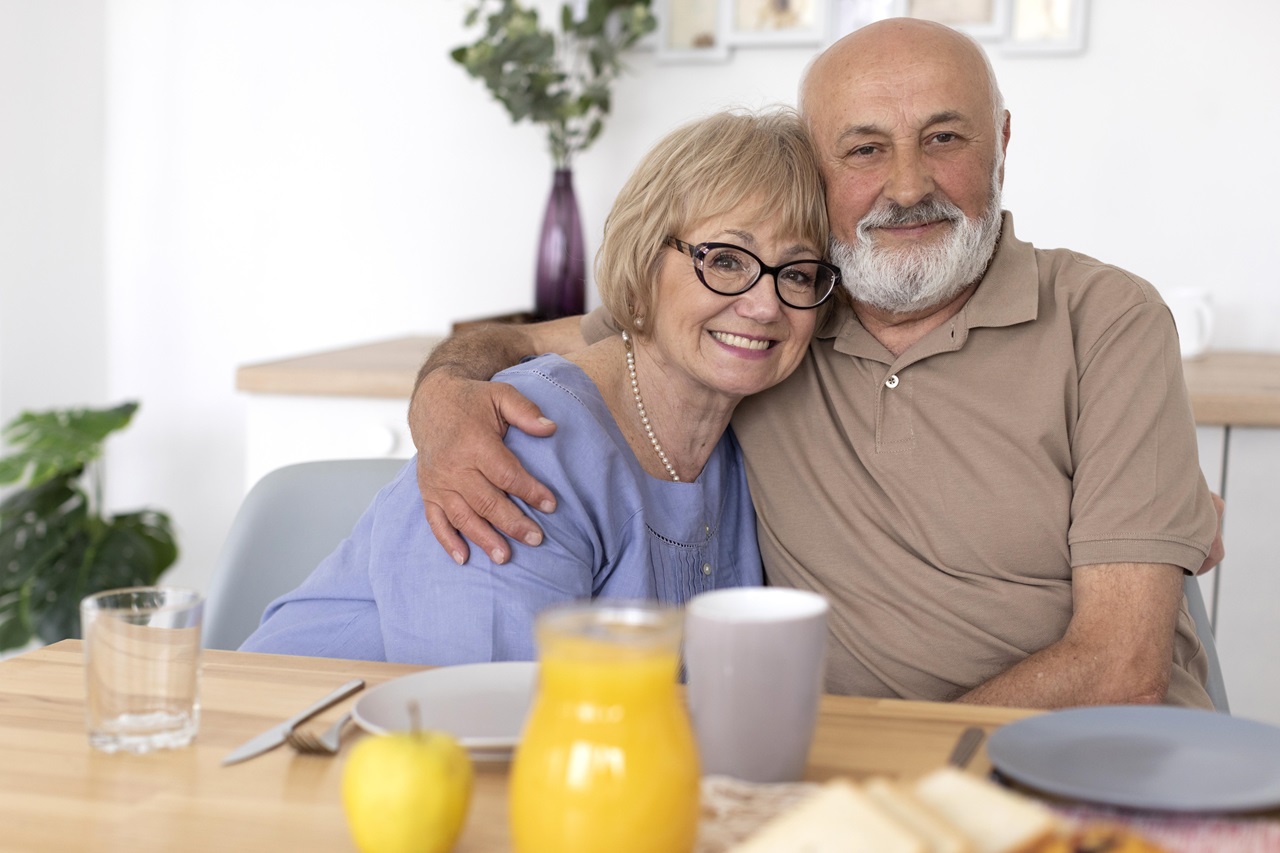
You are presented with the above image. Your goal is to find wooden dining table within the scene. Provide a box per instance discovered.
[0,640,1065,851]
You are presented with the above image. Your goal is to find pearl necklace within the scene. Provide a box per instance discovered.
[622,330,679,482]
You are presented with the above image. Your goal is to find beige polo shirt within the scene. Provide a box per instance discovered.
[583,213,1216,707]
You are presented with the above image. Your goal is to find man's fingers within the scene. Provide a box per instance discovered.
[495,385,558,439]
[423,501,470,566]
[410,374,554,562]
[489,389,558,514]
[466,471,547,550]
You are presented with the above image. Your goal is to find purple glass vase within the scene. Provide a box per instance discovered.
[534,168,586,320]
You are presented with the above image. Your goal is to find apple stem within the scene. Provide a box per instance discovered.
[408,699,422,735]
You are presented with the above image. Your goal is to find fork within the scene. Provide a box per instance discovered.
[286,711,353,756]
[947,725,986,769]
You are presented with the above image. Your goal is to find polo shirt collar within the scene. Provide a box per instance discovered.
[818,212,1039,362]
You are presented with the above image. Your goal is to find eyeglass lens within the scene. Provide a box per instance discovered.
[699,245,836,307]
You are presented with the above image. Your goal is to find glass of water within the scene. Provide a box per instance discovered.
[80,586,204,754]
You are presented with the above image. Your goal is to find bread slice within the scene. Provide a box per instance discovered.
[864,777,975,853]
[913,768,1060,853]
[732,778,927,853]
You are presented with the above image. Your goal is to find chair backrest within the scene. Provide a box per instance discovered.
[203,458,408,651]
[1184,575,1229,712]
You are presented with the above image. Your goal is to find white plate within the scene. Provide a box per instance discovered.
[987,705,1280,812]
[353,662,538,756]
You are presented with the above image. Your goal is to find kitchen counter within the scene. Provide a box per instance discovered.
[238,339,1280,428]
[236,335,443,399]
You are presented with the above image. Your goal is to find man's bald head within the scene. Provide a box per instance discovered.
[800,17,1005,155]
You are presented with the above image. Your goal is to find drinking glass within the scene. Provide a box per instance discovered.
[81,586,204,754]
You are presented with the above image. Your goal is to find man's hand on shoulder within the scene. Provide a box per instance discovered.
[411,368,557,566]
[407,315,591,565]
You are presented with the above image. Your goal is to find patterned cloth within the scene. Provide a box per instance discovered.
[1053,804,1280,853]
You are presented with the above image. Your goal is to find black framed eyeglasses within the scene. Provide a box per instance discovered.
[664,237,840,310]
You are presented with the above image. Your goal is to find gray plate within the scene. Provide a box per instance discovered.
[353,661,537,757]
[987,705,1280,812]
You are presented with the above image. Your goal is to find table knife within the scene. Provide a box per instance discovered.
[222,678,365,766]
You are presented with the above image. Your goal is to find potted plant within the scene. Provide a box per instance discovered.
[451,0,657,319]
[0,401,178,651]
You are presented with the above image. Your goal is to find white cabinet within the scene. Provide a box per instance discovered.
[1184,353,1280,726]
[1195,425,1226,621]
[1205,427,1280,726]
[236,335,439,488]
[243,394,413,488]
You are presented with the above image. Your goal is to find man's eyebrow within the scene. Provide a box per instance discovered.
[834,111,971,145]
[924,110,966,128]
[835,123,883,144]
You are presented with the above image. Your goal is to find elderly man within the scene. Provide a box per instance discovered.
[408,18,1219,709]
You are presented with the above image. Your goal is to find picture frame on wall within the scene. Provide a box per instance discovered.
[725,0,828,46]
[828,0,898,41]
[1000,0,1088,55]
[655,0,731,62]
[829,0,1088,55]
[897,0,1012,41]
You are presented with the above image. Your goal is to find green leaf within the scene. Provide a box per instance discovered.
[584,117,604,149]
[0,475,89,592]
[0,401,138,488]
[0,582,34,650]
[106,510,180,582]
[28,530,90,645]
[0,402,178,652]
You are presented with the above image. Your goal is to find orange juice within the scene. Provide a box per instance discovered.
[509,603,699,853]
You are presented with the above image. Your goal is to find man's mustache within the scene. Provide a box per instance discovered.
[857,197,964,232]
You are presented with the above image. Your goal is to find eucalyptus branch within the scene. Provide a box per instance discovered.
[451,0,656,169]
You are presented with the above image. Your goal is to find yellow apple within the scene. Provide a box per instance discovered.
[341,729,473,853]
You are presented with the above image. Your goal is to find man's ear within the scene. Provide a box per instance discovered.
[998,110,1012,186]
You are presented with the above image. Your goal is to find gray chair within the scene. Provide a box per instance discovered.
[203,457,409,651]
[1184,575,1230,712]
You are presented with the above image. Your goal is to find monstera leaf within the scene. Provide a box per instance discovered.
[0,402,178,651]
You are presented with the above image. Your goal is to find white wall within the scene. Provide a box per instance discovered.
[2,0,1278,594]
[0,0,108,427]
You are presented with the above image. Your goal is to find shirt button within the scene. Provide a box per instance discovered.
[885,374,900,389]
[701,563,713,576]
[704,524,712,538]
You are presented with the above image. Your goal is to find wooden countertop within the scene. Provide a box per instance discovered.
[1181,351,1280,427]
[236,336,443,399]
[237,338,1280,427]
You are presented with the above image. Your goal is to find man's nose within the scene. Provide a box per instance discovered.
[883,147,934,209]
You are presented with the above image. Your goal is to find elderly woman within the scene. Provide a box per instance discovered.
[241,109,837,663]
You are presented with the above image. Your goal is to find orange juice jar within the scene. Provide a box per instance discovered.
[509,601,699,853]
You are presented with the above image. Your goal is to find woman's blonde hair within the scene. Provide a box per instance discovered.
[595,108,829,335]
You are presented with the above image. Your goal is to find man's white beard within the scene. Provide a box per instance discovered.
[829,180,1004,314]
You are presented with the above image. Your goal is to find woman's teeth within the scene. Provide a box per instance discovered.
[711,331,770,350]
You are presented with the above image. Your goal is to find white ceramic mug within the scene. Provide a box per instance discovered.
[1165,287,1214,359]
[684,587,828,783]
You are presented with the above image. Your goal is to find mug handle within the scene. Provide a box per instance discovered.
[1187,297,1213,355]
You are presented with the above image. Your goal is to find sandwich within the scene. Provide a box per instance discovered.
[730,767,1165,853]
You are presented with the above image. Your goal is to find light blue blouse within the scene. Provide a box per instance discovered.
[240,354,763,664]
